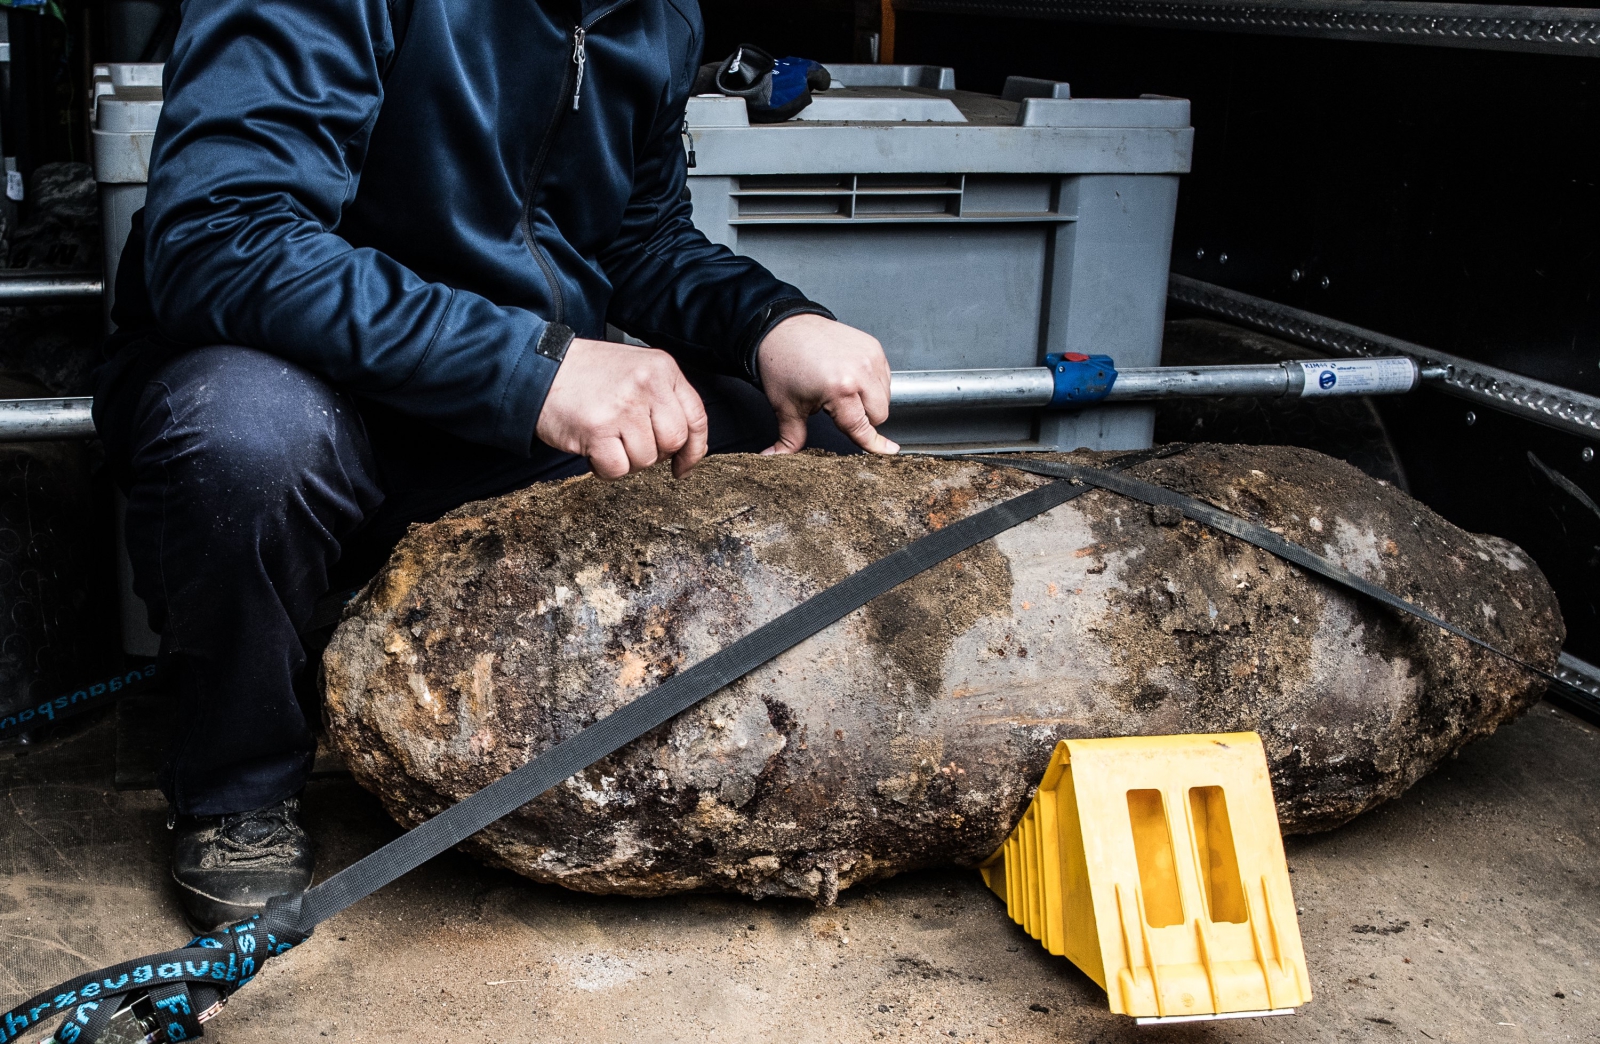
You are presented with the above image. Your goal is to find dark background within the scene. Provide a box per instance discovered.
[5,0,1598,662]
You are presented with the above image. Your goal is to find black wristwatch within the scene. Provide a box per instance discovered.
[534,321,576,363]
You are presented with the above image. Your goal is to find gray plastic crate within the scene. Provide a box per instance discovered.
[685,70,1193,452]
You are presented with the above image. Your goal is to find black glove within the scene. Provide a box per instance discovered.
[692,44,831,124]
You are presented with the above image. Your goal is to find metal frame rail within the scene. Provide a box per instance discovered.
[1551,652,1600,724]
[893,0,1600,56]
[1169,274,1600,443]
[0,270,104,304]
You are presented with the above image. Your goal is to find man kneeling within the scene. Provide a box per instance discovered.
[95,0,894,931]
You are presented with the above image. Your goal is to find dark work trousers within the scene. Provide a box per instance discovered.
[108,344,856,816]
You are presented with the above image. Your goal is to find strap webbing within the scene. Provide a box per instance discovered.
[0,589,352,742]
[968,456,1559,684]
[145,983,203,1042]
[4,896,307,1044]
[0,664,160,742]
[296,446,1172,929]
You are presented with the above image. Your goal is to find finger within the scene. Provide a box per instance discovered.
[858,369,892,428]
[762,409,810,456]
[650,394,690,460]
[620,422,660,473]
[587,438,632,480]
[828,394,899,455]
[670,377,709,478]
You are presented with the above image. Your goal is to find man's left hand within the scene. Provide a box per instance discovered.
[757,313,898,456]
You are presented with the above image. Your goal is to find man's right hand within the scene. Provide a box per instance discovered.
[536,338,710,479]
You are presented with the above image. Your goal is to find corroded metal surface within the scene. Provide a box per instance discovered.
[323,445,1562,901]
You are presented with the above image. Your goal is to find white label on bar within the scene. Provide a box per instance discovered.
[5,171,21,202]
[1299,358,1414,397]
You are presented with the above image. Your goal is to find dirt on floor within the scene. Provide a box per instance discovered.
[2,702,1596,1043]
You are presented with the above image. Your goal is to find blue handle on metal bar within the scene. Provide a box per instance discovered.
[1045,353,1118,408]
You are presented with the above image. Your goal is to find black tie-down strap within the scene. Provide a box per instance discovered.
[3,447,1174,1044]
[0,664,161,745]
[3,894,307,1043]
[968,456,1559,685]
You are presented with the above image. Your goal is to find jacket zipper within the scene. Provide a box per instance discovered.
[571,28,587,111]
[521,3,635,326]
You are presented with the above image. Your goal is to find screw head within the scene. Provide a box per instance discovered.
[1465,411,1477,426]
[1218,252,1229,264]
[1320,275,1332,289]
[1584,447,1595,463]
[1195,248,1205,260]
[1290,268,1303,282]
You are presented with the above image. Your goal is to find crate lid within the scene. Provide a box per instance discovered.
[92,63,165,185]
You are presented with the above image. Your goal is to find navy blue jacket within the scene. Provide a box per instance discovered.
[107,0,822,455]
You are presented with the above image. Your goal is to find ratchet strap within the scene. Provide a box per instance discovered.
[0,664,160,743]
[0,595,358,743]
[4,900,306,1044]
[4,445,1175,1044]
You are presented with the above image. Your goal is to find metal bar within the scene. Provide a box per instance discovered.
[890,367,1056,409]
[1169,274,1600,441]
[0,397,95,441]
[0,270,105,304]
[895,0,1600,56]
[1109,362,1295,400]
[0,358,1421,440]
[890,358,1413,409]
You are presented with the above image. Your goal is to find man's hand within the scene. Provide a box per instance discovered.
[757,314,898,456]
[537,338,709,479]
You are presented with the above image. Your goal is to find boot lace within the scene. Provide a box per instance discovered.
[209,798,304,867]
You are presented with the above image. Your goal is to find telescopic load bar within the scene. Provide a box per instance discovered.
[0,359,1424,444]
[890,357,1424,410]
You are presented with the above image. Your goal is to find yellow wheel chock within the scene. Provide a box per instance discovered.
[978,732,1312,1023]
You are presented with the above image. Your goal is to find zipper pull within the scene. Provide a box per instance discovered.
[572,27,587,111]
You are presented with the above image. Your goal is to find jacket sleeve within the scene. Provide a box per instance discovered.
[142,0,565,455]
[598,90,831,382]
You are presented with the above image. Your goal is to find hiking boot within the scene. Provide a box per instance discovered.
[171,796,313,932]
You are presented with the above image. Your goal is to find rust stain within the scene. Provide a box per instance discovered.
[616,650,649,689]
